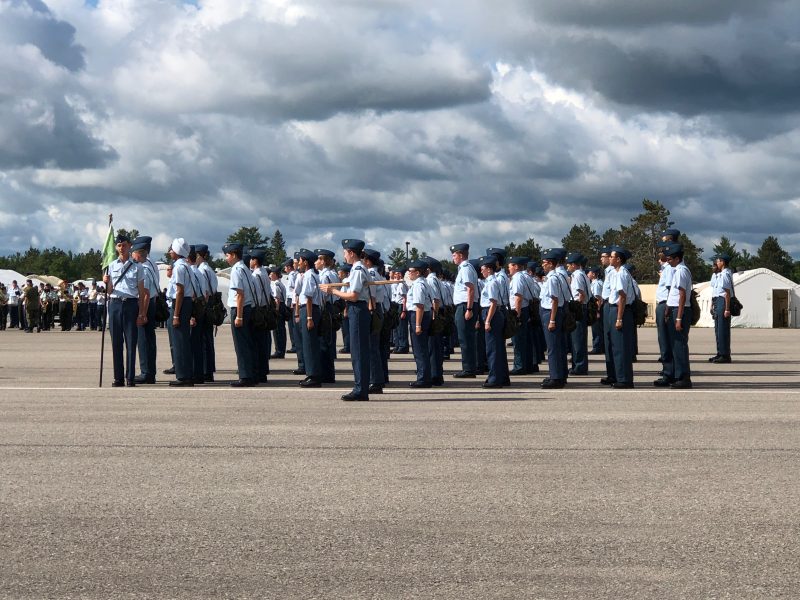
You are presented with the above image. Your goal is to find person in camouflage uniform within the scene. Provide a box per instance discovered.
[23,280,41,333]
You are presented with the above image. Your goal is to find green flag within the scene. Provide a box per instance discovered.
[101,224,116,270]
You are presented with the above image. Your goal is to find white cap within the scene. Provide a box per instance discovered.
[171,237,189,257]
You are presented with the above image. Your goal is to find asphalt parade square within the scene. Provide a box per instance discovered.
[1,327,799,598]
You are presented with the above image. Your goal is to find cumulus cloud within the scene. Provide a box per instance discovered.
[0,0,799,262]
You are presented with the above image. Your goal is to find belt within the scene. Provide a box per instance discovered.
[109,296,137,302]
[347,300,367,306]
[658,300,666,305]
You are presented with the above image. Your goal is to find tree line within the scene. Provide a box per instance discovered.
[1,204,798,284]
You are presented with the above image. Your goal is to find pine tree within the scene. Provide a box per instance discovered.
[712,236,741,266]
[270,229,287,265]
[755,236,793,278]
[561,224,601,262]
[504,238,542,261]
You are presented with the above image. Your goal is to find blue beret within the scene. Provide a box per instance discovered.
[293,251,301,260]
[132,236,151,249]
[115,233,131,244]
[250,249,266,262]
[194,244,208,254]
[534,266,545,276]
[526,260,539,270]
[655,241,670,249]
[282,258,294,268]
[450,243,469,253]
[716,252,731,262]
[486,247,506,258]
[242,253,252,265]
[599,246,612,255]
[131,241,148,252]
[508,256,529,266]
[468,258,481,270]
[222,242,243,254]
[541,248,560,261]
[407,259,427,270]
[314,248,335,258]
[588,266,602,275]
[566,252,584,264]
[422,256,442,271]
[477,255,497,267]
[297,249,316,262]
[363,248,381,262]
[662,243,683,257]
[661,228,681,239]
[549,247,567,260]
[623,263,636,273]
[268,266,281,274]
[338,264,352,273]
[342,239,365,252]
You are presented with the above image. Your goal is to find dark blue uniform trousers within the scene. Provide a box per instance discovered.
[591,309,604,354]
[484,307,509,385]
[411,310,432,383]
[137,297,157,379]
[252,317,269,382]
[191,313,206,381]
[603,303,616,380]
[369,305,385,386]
[109,297,139,383]
[540,306,567,381]
[512,306,533,372]
[300,304,321,380]
[455,303,478,373]
[428,312,444,380]
[347,301,370,397]
[570,305,589,374]
[272,312,287,356]
[171,298,193,382]
[607,305,635,385]
[341,314,350,352]
[664,306,692,382]
[231,306,256,382]
[714,297,731,357]
[655,301,668,363]
[395,312,410,351]
[319,303,337,382]
[201,318,215,377]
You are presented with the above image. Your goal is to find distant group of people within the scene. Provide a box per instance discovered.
[0,279,111,332]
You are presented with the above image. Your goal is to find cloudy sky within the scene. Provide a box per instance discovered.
[1,0,799,261]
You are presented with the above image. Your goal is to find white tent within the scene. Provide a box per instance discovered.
[0,269,48,289]
[695,268,800,328]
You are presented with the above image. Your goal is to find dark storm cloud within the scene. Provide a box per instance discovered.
[0,0,86,71]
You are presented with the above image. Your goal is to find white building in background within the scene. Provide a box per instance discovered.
[695,268,800,329]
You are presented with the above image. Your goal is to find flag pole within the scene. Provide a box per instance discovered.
[99,213,113,387]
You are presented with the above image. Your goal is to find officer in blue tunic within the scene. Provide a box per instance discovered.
[321,239,371,401]
[195,244,218,381]
[167,238,195,387]
[539,249,570,389]
[405,259,433,387]
[362,249,386,394]
[566,252,590,375]
[224,242,257,387]
[294,249,323,387]
[337,263,352,353]
[269,266,288,359]
[103,233,148,387]
[422,256,446,387]
[315,248,340,383]
[605,247,636,388]
[711,252,733,363]
[131,236,158,384]
[507,256,535,375]
[250,249,273,384]
[587,266,604,354]
[477,255,510,388]
[655,243,693,388]
[450,243,479,378]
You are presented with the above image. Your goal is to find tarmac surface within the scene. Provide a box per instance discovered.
[1,325,799,599]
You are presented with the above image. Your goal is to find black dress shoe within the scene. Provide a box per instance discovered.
[300,378,322,388]
[111,380,124,388]
[509,369,527,376]
[653,377,672,387]
[163,367,175,375]
[670,379,693,389]
[409,381,432,388]
[431,377,444,386]
[292,369,306,376]
[287,349,297,354]
[340,349,350,354]
[600,377,616,385]
[341,392,368,401]
[368,385,384,394]
[126,380,136,387]
[712,356,732,364]
[482,382,502,388]
[541,379,565,389]
[394,349,409,354]
[452,371,476,378]
[708,355,720,362]
[230,379,256,387]
[612,382,634,389]
[169,379,194,387]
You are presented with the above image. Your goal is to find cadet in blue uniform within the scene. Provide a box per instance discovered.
[423,257,445,387]
[131,237,158,384]
[450,243,479,378]
[103,233,148,387]
[167,238,195,387]
[315,249,340,383]
[337,264,352,353]
[711,252,733,363]
[508,256,535,375]
[539,249,569,389]
[321,239,371,401]
[406,259,433,387]
[269,267,287,359]
[605,247,636,388]
[655,243,694,388]
[225,242,257,387]
[195,244,218,382]
[587,266,604,354]
[362,249,385,394]
[390,267,410,354]
[283,258,300,356]
[566,252,590,375]
[295,249,322,387]
[478,255,510,388]
[470,258,489,374]
[250,249,273,384]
